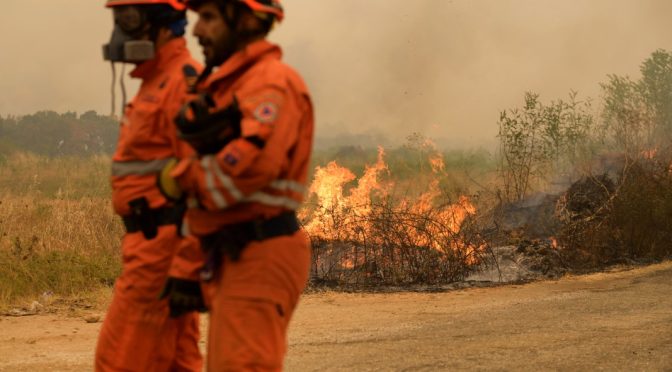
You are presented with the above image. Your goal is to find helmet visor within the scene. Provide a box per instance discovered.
[113,6,146,34]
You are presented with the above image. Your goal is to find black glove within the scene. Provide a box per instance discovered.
[174,95,242,155]
[159,278,207,318]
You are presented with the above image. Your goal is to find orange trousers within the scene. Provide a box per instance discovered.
[205,231,311,371]
[95,226,203,372]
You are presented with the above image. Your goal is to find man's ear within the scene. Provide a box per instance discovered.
[239,11,267,35]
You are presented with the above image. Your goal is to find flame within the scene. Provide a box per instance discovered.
[306,161,355,212]
[429,155,445,174]
[641,148,658,160]
[303,147,389,240]
[341,256,355,269]
[347,146,389,211]
[302,146,480,268]
[550,237,559,249]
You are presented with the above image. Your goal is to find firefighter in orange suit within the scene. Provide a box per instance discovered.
[96,1,204,371]
[157,0,314,369]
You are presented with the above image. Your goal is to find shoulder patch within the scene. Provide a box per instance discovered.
[253,102,279,124]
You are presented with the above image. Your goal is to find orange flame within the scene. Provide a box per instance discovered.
[641,148,658,160]
[347,146,389,211]
[429,154,446,174]
[550,237,559,249]
[306,161,355,212]
[302,146,480,268]
[302,147,389,240]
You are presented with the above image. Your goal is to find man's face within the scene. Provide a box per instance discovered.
[193,2,234,67]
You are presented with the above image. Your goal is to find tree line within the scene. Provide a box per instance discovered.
[0,111,118,157]
[498,49,672,202]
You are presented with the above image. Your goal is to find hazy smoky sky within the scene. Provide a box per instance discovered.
[2,0,672,148]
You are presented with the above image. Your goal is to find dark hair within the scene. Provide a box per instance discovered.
[145,4,187,36]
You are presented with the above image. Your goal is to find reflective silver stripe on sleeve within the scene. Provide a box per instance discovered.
[207,155,244,201]
[111,158,173,177]
[201,156,228,209]
[269,180,307,194]
[245,192,301,210]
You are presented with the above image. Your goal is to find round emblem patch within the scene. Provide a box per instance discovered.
[253,102,279,124]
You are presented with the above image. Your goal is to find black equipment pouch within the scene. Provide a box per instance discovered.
[159,278,208,318]
[128,197,157,240]
[123,197,187,240]
[175,95,242,155]
[199,212,301,282]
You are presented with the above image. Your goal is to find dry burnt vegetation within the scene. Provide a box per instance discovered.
[2,51,672,307]
[497,50,672,271]
[556,152,672,269]
[299,140,494,288]
[305,188,489,287]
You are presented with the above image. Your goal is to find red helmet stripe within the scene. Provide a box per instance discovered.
[185,0,283,22]
[106,0,187,11]
[240,0,284,22]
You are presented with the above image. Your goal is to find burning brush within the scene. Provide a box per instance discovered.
[300,146,487,286]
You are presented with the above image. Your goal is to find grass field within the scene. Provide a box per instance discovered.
[0,149,497,309]
[0,154,121,309]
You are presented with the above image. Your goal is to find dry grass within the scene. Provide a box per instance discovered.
[0,153,111,198]
[0,153,122,309]
[0,149,495,307]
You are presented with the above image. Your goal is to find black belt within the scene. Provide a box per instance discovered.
[121,198,186,240]
[199,212,300,280]
[201,211,300,247]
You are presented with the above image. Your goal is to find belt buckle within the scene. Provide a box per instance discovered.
[252,220,266,241]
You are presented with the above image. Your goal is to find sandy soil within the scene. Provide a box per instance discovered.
[1,262,671,371]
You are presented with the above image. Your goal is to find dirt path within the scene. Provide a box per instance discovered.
[1,262,671,371]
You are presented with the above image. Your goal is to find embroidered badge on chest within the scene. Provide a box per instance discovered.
[253,102,279,124]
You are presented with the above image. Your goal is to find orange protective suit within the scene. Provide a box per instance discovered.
[172,40,314,370]
[95,38,204,372]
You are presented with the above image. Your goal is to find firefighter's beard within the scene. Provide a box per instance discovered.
[199,34,236,68]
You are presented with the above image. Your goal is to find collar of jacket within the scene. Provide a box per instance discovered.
[130,38,188,80]
[203,40,282,88]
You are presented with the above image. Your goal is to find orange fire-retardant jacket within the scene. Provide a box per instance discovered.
[111,38,201,216]
[172,40,314,236]
[110,38,203,279]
